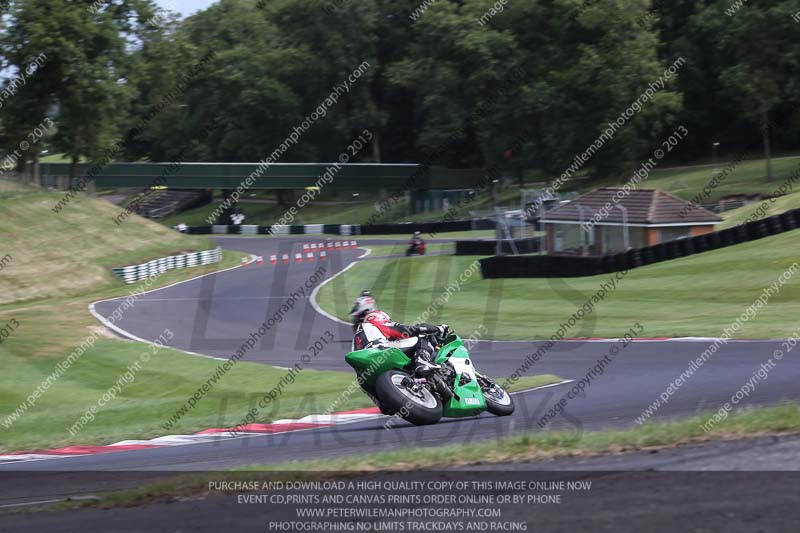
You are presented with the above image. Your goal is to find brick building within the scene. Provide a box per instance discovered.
[542,188,722,255]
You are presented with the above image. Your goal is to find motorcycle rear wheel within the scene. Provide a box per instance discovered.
[376,370,442,425]
[360,383,392,415]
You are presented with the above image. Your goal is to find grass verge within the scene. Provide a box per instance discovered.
[0,187,557,451]
[35,402,800,512]
[316,229,800,339]
[160,187,523,228]
[572,155,800,203]
[0,188,223,305]
[361,243,454,257]
[0,189,357,451]
[245,402,800,471]
[351,230,496,240]
[717,190,800,230]
[161,199,411,227]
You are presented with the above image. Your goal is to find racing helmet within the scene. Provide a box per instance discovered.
[360,289,372,297]
[364,310,391,326]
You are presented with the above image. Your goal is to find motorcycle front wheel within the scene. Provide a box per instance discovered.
[483,383,515,416]
[375,370,442,425]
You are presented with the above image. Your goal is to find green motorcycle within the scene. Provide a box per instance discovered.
[345,329,515,426]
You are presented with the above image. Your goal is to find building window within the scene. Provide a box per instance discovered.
[552,224,586,254]
[598,226,644,255]
[659,227,691,243]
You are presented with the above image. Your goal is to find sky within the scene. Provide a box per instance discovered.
[157,0,218,17]
[0,1,217,80]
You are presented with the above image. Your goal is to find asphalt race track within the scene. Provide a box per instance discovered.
[3,236,799,473]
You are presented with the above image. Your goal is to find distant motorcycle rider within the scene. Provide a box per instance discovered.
[406,231,426,256]
[350,290,376,330]
[353,310,448,376]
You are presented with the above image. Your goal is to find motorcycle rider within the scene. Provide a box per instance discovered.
[410,231,424,250]
[353,310,448,376]
[350,290,376,329]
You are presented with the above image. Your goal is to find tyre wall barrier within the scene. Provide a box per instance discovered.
[455,237,540,256]
[780,211,797,230]
[112,247,223,284]
[480,208,800,278]
[480,254,608,278]
[182,219,494,236]
[359,219,495,235]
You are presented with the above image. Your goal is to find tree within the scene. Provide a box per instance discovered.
[0,0,58,176]
[2,0,158,180]
[707,0,800,181]
[123,10,213,162]
[143,0,383,164]
[387,0,683,179]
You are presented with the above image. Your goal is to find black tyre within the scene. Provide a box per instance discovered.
[483,383,515,416]
[360,383,392,415]
[375,370,442,425]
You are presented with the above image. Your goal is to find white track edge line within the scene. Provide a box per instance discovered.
[88,255,256,359]
[509,379,574,395]
[309,258,365,326]
[0,413,384,466]
[0,381,572,465]
[305,253,774,344]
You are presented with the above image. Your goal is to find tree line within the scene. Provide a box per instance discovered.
[0,0,798,182]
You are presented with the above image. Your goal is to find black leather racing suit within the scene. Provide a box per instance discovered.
[353,320,438,364]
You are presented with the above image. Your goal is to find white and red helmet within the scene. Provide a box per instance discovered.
[364,310,392,326]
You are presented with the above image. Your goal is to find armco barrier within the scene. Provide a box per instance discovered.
[480,209,800,278]
[112,247,223,284]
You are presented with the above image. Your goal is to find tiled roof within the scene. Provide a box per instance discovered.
[543,188,722,225]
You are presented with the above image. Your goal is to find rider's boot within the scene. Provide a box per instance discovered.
[414,346,440,377]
